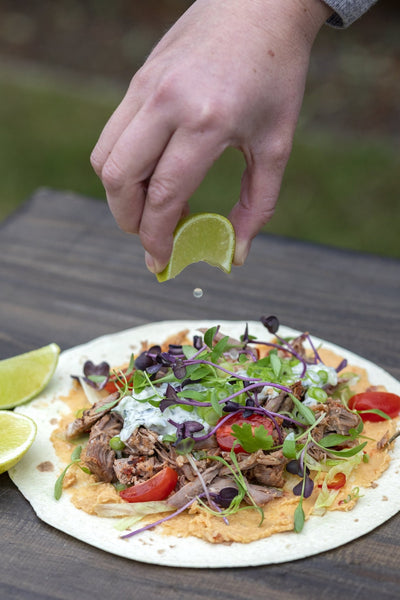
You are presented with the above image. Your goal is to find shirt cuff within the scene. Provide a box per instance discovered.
[322,0,378,28]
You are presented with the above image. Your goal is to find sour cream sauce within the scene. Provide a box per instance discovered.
[113,383,210,442]
[291,362,338,406]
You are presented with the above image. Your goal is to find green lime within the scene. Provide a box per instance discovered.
[156,213,235,282]
[0,343,60,409]
[0,410,37,473]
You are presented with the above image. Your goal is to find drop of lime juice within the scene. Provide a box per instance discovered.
[193,287,203,299]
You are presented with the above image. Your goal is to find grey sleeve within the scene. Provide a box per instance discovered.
[323,0,378,28]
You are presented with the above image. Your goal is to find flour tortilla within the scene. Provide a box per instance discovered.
[10,320,400,568]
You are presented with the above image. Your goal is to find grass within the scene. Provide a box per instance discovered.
[0,75,399,258]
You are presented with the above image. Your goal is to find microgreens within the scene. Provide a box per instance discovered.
[54,446,90,500]
[77,319,373,536]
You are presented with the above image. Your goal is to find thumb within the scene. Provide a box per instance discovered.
[229,141,291,265]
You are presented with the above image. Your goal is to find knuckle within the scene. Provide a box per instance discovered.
[100,157,125,194]
[90,147,105,176]
[139,227,158,252]
[191,96,233,132]
[269,135,293,169]
[147,177,176,211]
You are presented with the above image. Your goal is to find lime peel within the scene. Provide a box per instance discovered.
[156,213,235,282]
[0,343,60,409]
[0,410,37,474]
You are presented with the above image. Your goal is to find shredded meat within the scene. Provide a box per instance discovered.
[166,464,222,508]
[248,464,286,488]
[124,427,159,456]
[81,412,122,482]
[113,455,164,485]
[244,481,283,505]
[66,392,119,439]
[324,399,361,435]
[264,381,305,413]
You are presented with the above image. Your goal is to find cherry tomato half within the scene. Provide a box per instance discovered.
[348,392,400,422]
[216,413,274,454]
[326,472,346,490]
[104,370,134,394]
[119,466,178,503]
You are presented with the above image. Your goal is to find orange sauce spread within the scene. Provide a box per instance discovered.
[51,340,397,543]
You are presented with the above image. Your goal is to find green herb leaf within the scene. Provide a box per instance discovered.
[211,336,229,363]
[294,500,305,533]
[349,420,364,438]
[125,353,136,376]
[133,370,148,393]
[95,396,120,413]
[54,463,73,500]
[182,345,199,359]
[270,352,282,380]
[323,441,367,458]
[290,394,316,425]
[175,438,195,455]
[359,408,391,420]
[209,389,223,417]
[231,423,274,453]
[70,445,83,461]
[204,326,218,350]
[282,432,297,459]
[318,433,352,448]
[177,389,205,401]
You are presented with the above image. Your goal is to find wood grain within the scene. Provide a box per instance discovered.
[0,189,399,600]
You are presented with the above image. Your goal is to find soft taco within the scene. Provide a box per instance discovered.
[10,319,400,568]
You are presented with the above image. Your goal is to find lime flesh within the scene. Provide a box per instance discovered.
[0,410,37,473]
[156,213,235,282]
[0,343,60,409]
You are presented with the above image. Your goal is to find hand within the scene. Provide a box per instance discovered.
[91,0,332,272]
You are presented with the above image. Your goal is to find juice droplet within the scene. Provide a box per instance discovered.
[193,287,203,299]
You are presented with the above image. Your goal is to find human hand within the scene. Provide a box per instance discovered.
[91,0,332,272]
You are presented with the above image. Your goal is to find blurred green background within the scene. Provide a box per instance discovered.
[0,1,399,257]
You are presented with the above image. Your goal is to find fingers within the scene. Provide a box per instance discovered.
[139,129,225,272]
[229,137,292,265]
[95,106,175,233]
[90,85,143,177]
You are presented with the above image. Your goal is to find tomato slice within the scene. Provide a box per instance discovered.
[119,466,178,503]
[216,413,274,454]
[348,391,400,422]
[327,472,346,490]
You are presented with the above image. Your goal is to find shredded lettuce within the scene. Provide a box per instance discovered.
[313,454,363,514]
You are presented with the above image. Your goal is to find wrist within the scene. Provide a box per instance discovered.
[248,0,333,47]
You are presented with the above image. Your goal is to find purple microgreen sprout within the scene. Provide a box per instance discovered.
[82,360,110,390]
[185,453,229,524]
[167,419,204,444]
[212,487,239,508]
[260,315,280,334]
[120,495,206,539]
[193,335,203,350]
[335,358,348,373]
[305,334,324,365]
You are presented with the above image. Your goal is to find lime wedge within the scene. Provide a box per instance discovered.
[0,343,60,409]
[0,410,37,473]
[156,213,235,282]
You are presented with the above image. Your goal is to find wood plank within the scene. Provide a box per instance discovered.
[0,189,399,600]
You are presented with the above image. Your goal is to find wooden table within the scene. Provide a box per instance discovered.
[1,189,399,600]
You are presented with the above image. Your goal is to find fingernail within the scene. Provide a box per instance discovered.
[145,252,163,274]
[233,239,250,266]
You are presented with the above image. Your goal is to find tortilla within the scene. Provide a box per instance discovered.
[10,320,400,568]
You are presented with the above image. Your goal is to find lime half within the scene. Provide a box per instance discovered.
[0,410,37,473]
[0,343,60,409]
[156,213,235,282]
